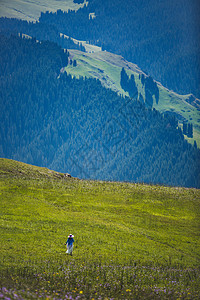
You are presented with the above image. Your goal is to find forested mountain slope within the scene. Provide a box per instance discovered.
[39,0,200,98]
[0,15,199,146]
[0,17,86,52]
[0,34,199,188]
[66,49,200,147]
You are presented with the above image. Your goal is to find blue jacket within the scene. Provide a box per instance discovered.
[66,237,74,246]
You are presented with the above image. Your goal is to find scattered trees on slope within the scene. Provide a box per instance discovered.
[0,34,199,188]
[38,0,200,98]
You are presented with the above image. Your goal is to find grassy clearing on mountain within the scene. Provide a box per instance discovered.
[66,50,126,96]
[0,0,87,22]
[0,158,199,299]
[66,50,200,148]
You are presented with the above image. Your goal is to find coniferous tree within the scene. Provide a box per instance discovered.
[183,122,187,135]
[145,87,153,108]
[154,83,159,104]
[139,93,144,103]
[73,59,77,67]
[141,74,145,86]
[120,67,129,92]
[187,123,193,138]
[129,74,138,98]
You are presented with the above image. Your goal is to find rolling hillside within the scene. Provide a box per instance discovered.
[39,0,200,98]
[0,0,199,98]
[0,158,200,299]
[66,49,200,147]
[0,0,87,22]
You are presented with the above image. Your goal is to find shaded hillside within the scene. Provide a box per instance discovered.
[39,0,200,98]
[0,34,200,188]
[0,17,86,52]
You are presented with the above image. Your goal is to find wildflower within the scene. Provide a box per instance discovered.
[126,289,131,292]
[79,291,83,294]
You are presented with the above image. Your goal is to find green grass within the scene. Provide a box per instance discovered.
[0,0,87,22]
[66,50,200,147]
[0,158,200,299]
[66,50,127,96]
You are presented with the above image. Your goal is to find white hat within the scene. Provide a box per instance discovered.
[68,234,74,238]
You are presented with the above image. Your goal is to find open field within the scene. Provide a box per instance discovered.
[0,158,199,299]
[0,0,87,22]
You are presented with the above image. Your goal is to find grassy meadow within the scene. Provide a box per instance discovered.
[0,158,199,299]
[66,50,200,147]
[0,0,87,22]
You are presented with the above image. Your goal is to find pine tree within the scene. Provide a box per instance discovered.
[73,60,77,67]
[141,74,145,86]
[120,67,129,92]
[183,122,187,135]
[128,74,138,98]
[187,123,193,138]
[155,83,159,104]
[139,93,144,103]
[145,88,153,108]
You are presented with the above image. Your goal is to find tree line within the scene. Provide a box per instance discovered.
[0,17,86,52]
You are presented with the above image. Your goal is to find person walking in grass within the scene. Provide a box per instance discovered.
[65,234,74,255]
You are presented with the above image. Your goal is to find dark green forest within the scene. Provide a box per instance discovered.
[39,0,200,98]
[0,34,199,188]
[0,17,86,52]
